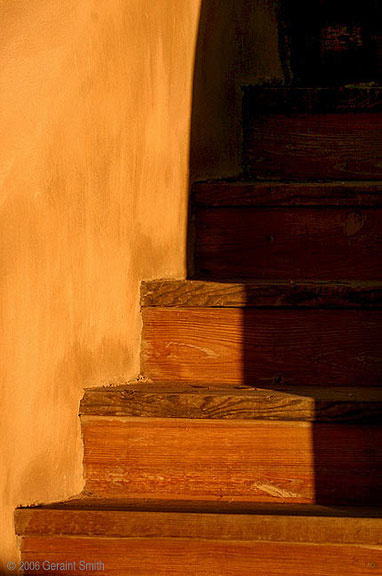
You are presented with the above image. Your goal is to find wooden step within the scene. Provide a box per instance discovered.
[142,306,382,387]
[243,87,382,115]
[81,382,382,424]
[242,87,382,180]
[141,281,382,388]
[80,383,382,505]
[141,279,382,308]
[193,180,382,207]
[15,499,382,575]
[192,181,382,281]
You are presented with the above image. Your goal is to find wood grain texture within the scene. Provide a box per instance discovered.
[80,383,382,423]
[81,417,382,505]
[141,280,382,308]
[195,207,382,280]
[244,113,382,181]
[142,308,382,387]
[15,503,382,543]
[19,536,382,576]
[193,180,382,207]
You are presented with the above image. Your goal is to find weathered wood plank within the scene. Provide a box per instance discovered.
[193,181,382,207]
[19,536,382,576]
[195,208,382,280]
[141,280,382,308]
[244,113,382,180]
[15,504,382,544]
[81,417,382,505]
[142,308,382,387]
[80,383,382,423]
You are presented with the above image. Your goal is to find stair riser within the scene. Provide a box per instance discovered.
[19,537,382,576]
[142,308,382,387]
[82,418,382,505]
[243,113,382,180]
[194,207,382,280]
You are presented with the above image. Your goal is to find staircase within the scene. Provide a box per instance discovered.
[15,86,382,575]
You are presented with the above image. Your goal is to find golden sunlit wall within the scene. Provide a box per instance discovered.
[0,0,281,562]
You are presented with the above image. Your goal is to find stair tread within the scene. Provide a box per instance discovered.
[80,382,382,423]
[16,497,382,516]
[242,86,382,114]
[141,279,382,308]
[15,497,382,544]
[193,180,382,207]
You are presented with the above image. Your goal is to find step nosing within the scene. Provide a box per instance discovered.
[15,500,382,545]
[140,280,382,308]
[80,384,382,422]
[15,499,382,517]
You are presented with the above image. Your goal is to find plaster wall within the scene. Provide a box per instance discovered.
[0,0,281,563]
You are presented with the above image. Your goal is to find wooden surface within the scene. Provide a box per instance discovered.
[15,503,382,543]
[80,382,382,423]
[15,498,382,516]
[242,86,382,114]
[142,308,382,386]
[244,113,382,180]
[195,207,382,280]
[141,280,382,308]
[19,536,382,576]
[193,180,382,207]
[82,417,382,505]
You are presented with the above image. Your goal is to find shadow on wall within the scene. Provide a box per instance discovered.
[189,0,283,183]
